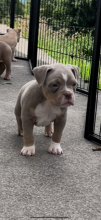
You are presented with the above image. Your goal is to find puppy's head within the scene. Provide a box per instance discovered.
[6,28,21,42]
[32,63,79,107]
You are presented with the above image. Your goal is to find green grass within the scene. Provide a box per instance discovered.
[38,29,101,89]
[38,30,92,80]
[2,18,101,89]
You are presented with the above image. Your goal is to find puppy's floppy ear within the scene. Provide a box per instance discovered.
[71,65,79,80]
[6,29,10,33]
[17,29,21,33]
[67,64,79,80]
[32,65,52,86]
[14,29,21,33]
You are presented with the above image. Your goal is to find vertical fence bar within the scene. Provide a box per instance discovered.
[84,0,101,140]
[10,0,16,28]
[28,0,41,69]
[28,0,34,61]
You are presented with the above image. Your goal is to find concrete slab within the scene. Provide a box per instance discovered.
[0,60,101,220]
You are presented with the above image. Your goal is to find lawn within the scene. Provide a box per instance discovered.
[38,23,101,89]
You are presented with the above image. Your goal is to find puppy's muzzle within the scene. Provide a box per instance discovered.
[63,91,72,99]
[62,91,74,106]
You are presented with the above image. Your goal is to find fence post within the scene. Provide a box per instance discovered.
[84,0,101,140]
[10,0,16,28]
[28,0,41,69]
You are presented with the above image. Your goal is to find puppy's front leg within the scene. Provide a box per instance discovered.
[21,118,35,156]
[11,48,17,62]
[48,113,67,155]
[4,65,11,80]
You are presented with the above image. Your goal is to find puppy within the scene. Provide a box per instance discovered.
[0,41,12,80]
[0,28,21,62]
[15,63,79,156]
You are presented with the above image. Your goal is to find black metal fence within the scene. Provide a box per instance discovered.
[85,0,101,145]
[37,0,97,95]
[0,0,101,143]
[0,0,32,59]
[0,0,98,94]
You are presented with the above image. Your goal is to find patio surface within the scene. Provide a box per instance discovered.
[0,60,101,220]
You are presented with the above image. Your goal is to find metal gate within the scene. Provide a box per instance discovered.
[0,0,99,96]
[85,0,101,145]
[0,0,30,59]
[0,0,101,145]
[0,0,40,63]
[37,0,97,94]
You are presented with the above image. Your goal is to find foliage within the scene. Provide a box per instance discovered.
[15,0,25,16]
[38,24,101,89]
[38,26,93,82]
[24,0,31,15]
[40,0,97,32]
[0,0,100,89]
[0,0,25,22]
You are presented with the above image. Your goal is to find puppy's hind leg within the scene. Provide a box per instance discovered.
[44,122,54,137]
[16,117,23,136]
[15,94,23,136]
[4,64,11,80]
[4,67,11,80]
[3,46,12,80]
[11,48,17,62]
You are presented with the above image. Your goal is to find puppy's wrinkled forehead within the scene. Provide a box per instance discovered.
[45,64,75,84]
[32,63,79,86]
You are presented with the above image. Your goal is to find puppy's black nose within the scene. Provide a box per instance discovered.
[64,92,72,99]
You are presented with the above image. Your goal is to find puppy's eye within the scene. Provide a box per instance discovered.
[50,83,59,90]
[73,83,76,87]
[49,83,59,92]
[51,83,59,88]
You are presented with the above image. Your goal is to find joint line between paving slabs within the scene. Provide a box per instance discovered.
[30,217,69,219]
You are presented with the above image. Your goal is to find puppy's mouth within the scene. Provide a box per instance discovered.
[48,94,75,107]
[59,100,74,107]
[50,99,74,107]
[62,101,74,106]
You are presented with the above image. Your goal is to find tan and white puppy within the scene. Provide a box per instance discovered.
[15,63,79,156]
[0,41,12,80]
[0,28,21,62]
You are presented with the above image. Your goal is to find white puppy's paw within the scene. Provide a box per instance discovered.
[48,140,63,155]
[21,145,35,156]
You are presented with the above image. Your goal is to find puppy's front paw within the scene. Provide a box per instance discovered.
[4,77,10,80]
[12,58,17,62]
[48,140,63,155]
[21,145,35,156]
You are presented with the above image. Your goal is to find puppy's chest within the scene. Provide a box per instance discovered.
[34,101,61,126]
